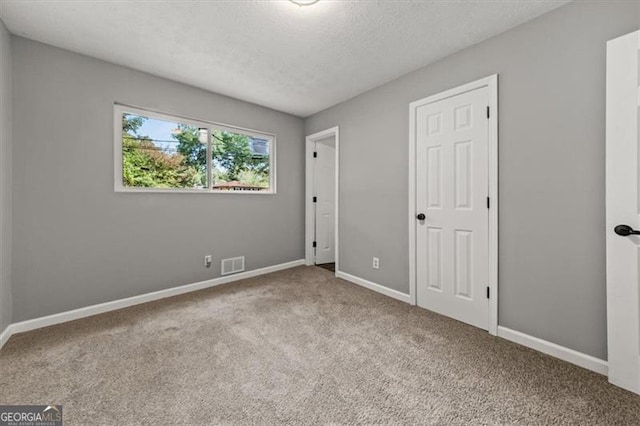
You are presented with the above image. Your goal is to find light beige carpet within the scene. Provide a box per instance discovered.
[1,266,639,425]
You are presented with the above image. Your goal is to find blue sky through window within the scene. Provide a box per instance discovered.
[136,116,181,153]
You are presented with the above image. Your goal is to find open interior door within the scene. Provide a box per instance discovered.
[606,29,640,394]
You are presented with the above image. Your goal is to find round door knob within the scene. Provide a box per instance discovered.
[416,213,426,221]
[615,224,640,236]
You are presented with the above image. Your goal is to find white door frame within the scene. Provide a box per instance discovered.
[409,75,499,335]
[605,30,640,394]
[305,127,340,272]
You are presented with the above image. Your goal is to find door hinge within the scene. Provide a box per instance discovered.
[313,196,317,203]
[313,241,317,248]
[486,106,490,119]
[313,151,317,158]
[486,286,490,299]
[487,197,490,209]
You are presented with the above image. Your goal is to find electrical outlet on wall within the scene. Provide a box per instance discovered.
[373,257,380,269]
[204,255,212,268]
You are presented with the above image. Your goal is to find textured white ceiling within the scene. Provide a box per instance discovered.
[0,0,569,117]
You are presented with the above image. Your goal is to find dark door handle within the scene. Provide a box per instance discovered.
[416,213,426,221]
[614,224,640,236]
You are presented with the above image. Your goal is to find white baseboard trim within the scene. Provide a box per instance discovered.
[0,324,11,349]
[497,326,608,375]
[336,271,411,304]
[0,263,609,380]
[0,259,305,350]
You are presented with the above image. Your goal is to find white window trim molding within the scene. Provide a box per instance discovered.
[408,74,499,336]
[113,103,277,194]
[305,126,339,271]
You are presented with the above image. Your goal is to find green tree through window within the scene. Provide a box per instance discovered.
[121,114,206,188]
[119,109,273,192]
[211,130,269,188]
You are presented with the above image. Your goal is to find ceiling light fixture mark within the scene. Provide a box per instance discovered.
[289,0,319,6]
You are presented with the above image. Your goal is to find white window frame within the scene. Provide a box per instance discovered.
[114,103,276,194]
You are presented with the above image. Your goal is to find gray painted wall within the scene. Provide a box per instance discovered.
[0,20,12,335]
[11,37,305,322]
[305,1,640,360]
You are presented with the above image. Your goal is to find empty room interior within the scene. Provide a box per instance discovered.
[2,0,640,424]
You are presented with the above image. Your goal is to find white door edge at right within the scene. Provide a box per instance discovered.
[606,29,640,394]
[415,86,490,331]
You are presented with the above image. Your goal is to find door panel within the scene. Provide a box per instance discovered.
[427,146,443,208]
[416,86,489,330]
[315,141,335,265]
[427,227,443,291]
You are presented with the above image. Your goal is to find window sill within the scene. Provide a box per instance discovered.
[115,188,276,195]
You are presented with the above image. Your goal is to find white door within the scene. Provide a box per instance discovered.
[315,140,335,265]
[416,86,489,330]
[605,30,640,394]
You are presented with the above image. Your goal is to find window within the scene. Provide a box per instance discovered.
[115,105,275,193]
